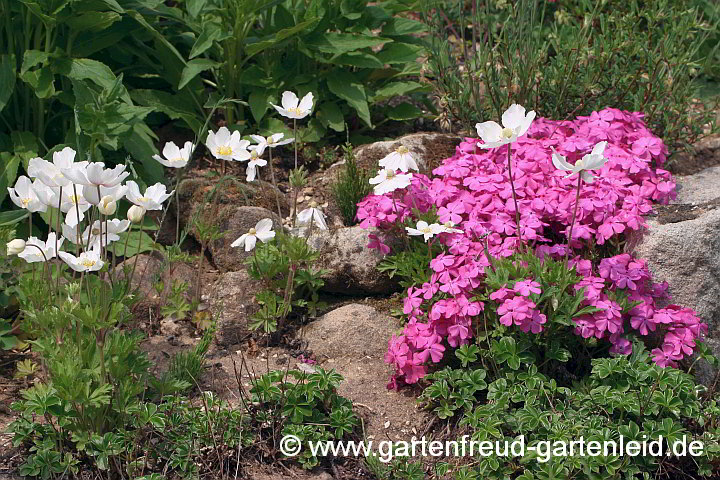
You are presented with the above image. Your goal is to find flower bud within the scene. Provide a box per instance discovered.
[6,239,26,255]
[127,205,146,223]
[98,195,117,215]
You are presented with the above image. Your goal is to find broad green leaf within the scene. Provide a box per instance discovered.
[186,0,208,18]
[72,19,142,57]
[20,67,56,99]
[386,102,423,121]
[0,55,16,112]
[372,81,426,101]
[245,18,319,57]
[189,22,222,59]
[0,209,29,227]
[382,17,426,36]
[317,102,344,132]
[123,124,164,185]
[130,89,202,131]
[249,88,271,123]
[20,50,49,75]
[65,11,121,32]
[108,229,155,257]
[178,58,219,90]
[11,131,39,166]
[334,52,384,69]
[54,57,129,102]
[376,42,424,64]
[303,33,390,55]
[0,153,20,206]
[96,0,124,12]
[327,71,372,127]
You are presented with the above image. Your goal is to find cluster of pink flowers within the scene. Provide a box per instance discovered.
[360,108,708,387]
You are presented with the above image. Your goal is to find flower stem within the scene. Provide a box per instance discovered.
[129,222,143,289]
[25,244,52,287]
[55,186,62,292]
[267,148,283,219]
[506,143,524,252]
[293,119,298,170]
[565,175,583,261]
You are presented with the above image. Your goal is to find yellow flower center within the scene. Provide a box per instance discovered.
[421,227,432,234]
[91,228,101,236]
[309,201,318,208]
[216,146,233,156]
[138,197,149,203]
[21,198,31,206]
[396,146,409,155]
[248,228,257,235]
[386,170,396,179]
[80,259,96,268]
[171,157,184,163]
[501,127,514,139]
[287,107,304,115]
[70,195,80,205]
[250,150,259,159]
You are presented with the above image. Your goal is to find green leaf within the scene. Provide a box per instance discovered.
[20,67,56,99]
[123,124,164,184]
[376,42,424,64]
[382,17,427,36]
[186,0,208,18]
[386,102,423,121]
[130,89,202,131]
[327,71,372,127]
[108,229,155,257]
[65,11,121,32]
[333,51,384,68]
[178,58,219,90]
[249,88,271,123]
[245,18,319,57]
[0,153,20,206]
[189,22,221,59]
[20,50,49,75]
[0,54,16,112]
[304,33,390,55]
[317,102,344,132]
[372,80,426,101]
[0,209,29,227]
[11,131,39,165]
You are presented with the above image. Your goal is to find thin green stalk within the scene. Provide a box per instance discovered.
[267,148,283,219]
[506,143,524,251]
[565,174,583,261]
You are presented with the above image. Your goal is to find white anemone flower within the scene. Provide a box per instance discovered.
[271,91,313,119]
[124,181,173,210]
[81,219,130,250]
[245,156,267,182]
[32,179,59,208]
[369,168,413,195]
[551,142,608,183]
[230,218,276,252]
[82,183,126,206]
[64,162,129,188]
[18,233,64,263]
[7,239,26,255]
[296,201,328,230]
[379,145,419,172]
[28,147,87,188]
[59,247,104,272]
[476,104,536,149]
[8,176,46,212]
[206,127,250,161]
[406,220,443,242]
[59,189,92,227]
[251,133,294,149]
[437,221,464,235]
[153,141,194,168]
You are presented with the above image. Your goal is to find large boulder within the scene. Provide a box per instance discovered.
[306,226,398,295]
[630,166,720,384]
[300,304,429,440]
[198,205,282,272]
[334,132,462,175]
[206,269,262,347]
[113,252,197,302]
